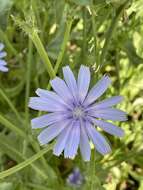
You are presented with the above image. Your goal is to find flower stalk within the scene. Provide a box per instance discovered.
[31,31,55,79]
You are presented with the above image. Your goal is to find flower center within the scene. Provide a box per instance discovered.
[72,106,84,118]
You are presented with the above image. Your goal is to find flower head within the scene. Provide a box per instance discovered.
[0,43,8,72]
[29,65,127,161]
[67,168,84,187]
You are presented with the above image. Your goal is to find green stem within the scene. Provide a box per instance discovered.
[0,29,17,56]
[100,0,129,68]
[115,51,120,92]
[54,18,73,74]
[90,152,95,190]
[27,183,51,190]
[91,4,99,67]
[25,39,33,127]
[0,114,26,139]
[0,89,22,124]
[47,18,73,90]
[31,31,55,79]
[82,8,87,65]
[22,140,28,156]
[0,144,53,179]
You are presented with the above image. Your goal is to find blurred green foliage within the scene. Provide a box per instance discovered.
[0,0,143,189]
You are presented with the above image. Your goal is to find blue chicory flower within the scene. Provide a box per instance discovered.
[29,65,127,161]
[67,168,84,187]
[0,43,8,72]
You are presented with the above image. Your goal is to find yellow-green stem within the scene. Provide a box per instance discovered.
[31,31,55,79]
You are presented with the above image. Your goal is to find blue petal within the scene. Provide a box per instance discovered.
[0,51,7,58]
[64,121,80,159]
[36,88,71,109]
[0,60,7,66]
[38,119,70,145]
[0,43,4,51]
[63,66,78,102]
[78,65,90,103]
[86,96,124,110]
[53,122,73,156]
[31,112,69,129]
[92,119,125,137]
[0,65,8,72]
[86,121,111,155]
[84,75,111,106]
[50,77,74,105]
[79,120,91,161]
[67,168,83,186]
[88,108,127,121]
[29,97,66,112]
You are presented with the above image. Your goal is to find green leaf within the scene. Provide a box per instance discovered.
[0,143,53,179]
[0,133,48,179]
